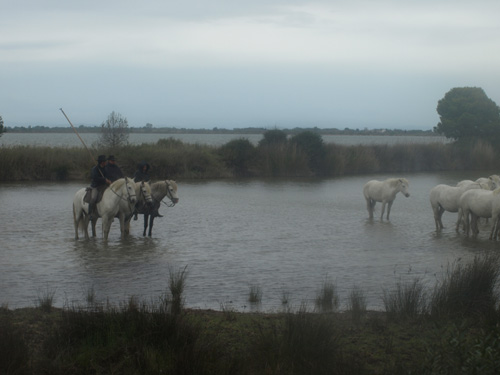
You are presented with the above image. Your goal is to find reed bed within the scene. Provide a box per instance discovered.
[1,133,499,181]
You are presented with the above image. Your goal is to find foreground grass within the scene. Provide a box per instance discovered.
[2,305,500,375]
[3,254,500,374]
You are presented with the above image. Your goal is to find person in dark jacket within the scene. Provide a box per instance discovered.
[105,155,124,182]
[89,155,111,219]
[133,161,151,183]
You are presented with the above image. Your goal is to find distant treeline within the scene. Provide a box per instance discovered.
[0,130,498,182]
[5,125,436,136]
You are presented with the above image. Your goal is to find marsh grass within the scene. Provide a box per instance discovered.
[3,135,492,181]
[347,286,367,323]
[248,285,262,304]
[281,289,290,306]
[169,265,188,315]
[6,254,500,375]
[40,302,231,375]
[430,255,500,319]
[382,278,427,320]
[36,285,56,313]
[0,309,30,375]
[315,278,339,312]
[251,306,359,374]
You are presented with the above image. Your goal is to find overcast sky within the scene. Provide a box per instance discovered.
[1,0,499,130]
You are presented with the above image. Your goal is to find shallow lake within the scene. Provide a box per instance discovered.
[0,132,447,147]
[1,170,498,312]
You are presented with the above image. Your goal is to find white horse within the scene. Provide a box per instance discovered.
[488,190,500,240]
[90,180,153,238]
[363,178,410,220]
[430,182,482,231]
[73,177,137,240]
[127,180,179,237]
[457,187,500,238]
[475,175,500,190]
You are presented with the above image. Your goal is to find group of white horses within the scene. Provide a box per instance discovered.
[363,174,500,240]
[72,178,179,240]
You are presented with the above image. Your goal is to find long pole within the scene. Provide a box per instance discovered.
[59,108,96,163]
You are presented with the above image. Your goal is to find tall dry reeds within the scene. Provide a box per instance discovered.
[1,135,499,181]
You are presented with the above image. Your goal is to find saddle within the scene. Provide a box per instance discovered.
[83,185,108,204]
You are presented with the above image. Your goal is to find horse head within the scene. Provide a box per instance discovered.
[165,180,179,205]
[124,177,137,205]
[139,181,154,208]
[398,178,410,197]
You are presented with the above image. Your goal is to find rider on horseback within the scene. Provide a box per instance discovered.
[89,155,111,219]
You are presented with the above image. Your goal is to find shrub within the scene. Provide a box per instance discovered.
[430,255,500,319]
[315,278,339,312]
[169,265,188,315]
[290,131,326,174]
[258,129,288,147]
[248,285,262,304]
[346,286,367,323]
[219,138,256,176]
[382,278,427,320]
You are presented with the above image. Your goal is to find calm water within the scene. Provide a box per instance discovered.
[0,132,447,147]
[0,171,497,312]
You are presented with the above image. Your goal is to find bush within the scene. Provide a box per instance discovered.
[382,278,427,320]
[219,138,256,176]
[430,255,500,319]
[258,129,288,147]
[290,131,326,174]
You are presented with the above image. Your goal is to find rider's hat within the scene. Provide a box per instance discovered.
[107,155,116,161]
[97,155,107,163]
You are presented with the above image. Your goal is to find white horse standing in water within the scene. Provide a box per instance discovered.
[458,187,500,238]
[73,177,137,240]
[430,182,482,231]
[90,180,153,238]
[363,178,410,220]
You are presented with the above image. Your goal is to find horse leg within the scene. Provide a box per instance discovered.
[365,198,373,218]
[380,201,387,220]
[489,217,498,240]
[148,216,155,237]
[386,201,393,220]
[91,218,97,237]
[118,215,126,239]
[471,214,479,238]
[463,210,470,237]
[73,205,80,240]
[102,217,111,241]
[456,208,464,233]
[143,214,149,237]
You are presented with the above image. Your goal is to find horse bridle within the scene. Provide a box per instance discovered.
[109,177,137,205]
[139,181,153,206]
[160,180,177,207]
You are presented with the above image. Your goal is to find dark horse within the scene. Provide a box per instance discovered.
[131,180,179,236]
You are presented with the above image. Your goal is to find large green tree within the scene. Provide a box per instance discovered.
[434,87,500,141]
[99,111,129,148]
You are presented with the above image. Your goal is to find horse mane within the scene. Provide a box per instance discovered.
[169,180,178,192]
[150,180,177,193]
[383,178,408,188]
[110,178,126,190]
